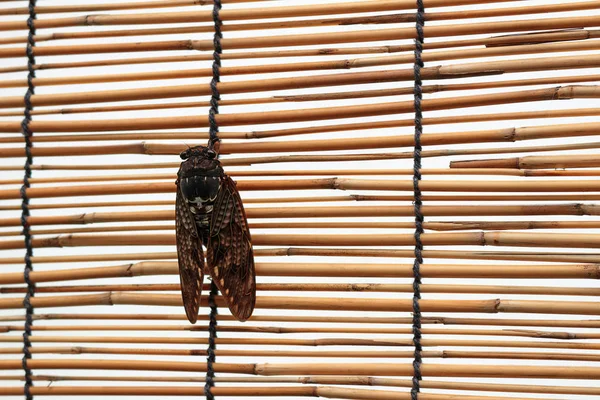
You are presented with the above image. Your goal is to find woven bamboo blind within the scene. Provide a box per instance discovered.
[2,0,600,398]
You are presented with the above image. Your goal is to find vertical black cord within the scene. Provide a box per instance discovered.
[205,0,222,398]
[21,0,37,398]
[411,1,425,400]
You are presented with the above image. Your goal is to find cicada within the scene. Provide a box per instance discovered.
[175,143,255,323]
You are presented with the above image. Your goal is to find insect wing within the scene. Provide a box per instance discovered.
[175,184,205,324]
[207,176,256,321]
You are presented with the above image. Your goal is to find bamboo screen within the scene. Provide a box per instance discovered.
[3,0,600,398]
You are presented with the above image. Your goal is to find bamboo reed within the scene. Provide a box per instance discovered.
[4,179,600,201]
[4,231,600,251]
[3,360,600,380]
[2,204,597,229]
[1,249,598,265]
[3,86,600,135]
[4,313,600,329]
[3,292,600,316]
[4,282,600,297]
[2,262,598,285]
[5,39,600,89]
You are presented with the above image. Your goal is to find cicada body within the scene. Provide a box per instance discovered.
[175,145,256,323]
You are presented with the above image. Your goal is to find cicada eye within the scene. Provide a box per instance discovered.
[207,149,216,159]
[180,150,190,160]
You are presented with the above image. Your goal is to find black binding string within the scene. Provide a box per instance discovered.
[411,1,425,400]
[21,0,38,398]
[205,0,222,398]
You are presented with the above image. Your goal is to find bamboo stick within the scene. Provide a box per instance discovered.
[4,231,600,251]
[1,28,591,76]
[3,313,600,329]
[3,292,600,315]
[4,179,600,201]
[451,154,600,170]
[0,249,598,265]
[0,0,270,15]
[2,262,599,285]
[0,1,564,34]
[3,53,600,109]
[2,360,600,380]
[3,86,600,135]
[0,385,566,400]
[2,204,598,228]
[3,376,600,397]
[5,38,600,89]
[4,282,600,297]
[5,219,600,238]
[7,324,596,339]
[2,347,600,364]
[5,168,600,186]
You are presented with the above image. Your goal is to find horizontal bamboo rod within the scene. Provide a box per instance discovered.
[3,376,600,398]
[3,86,599,135]
[1,28,591,75]
[9,377,600,398]
[7,335,600,351]
[1,14,598,58]
[451,154,600,170]
[4,231,600,250]
[2,204,597,228]
[3,83,600,121]
[3,52,599,109]
[5,139,600,171]
[2,261,598,285]
[0,248,598,265]
[4,168,600,186]
[0,385,563,400]
[5,38,600,89]
[4,282,600,297]
[4,313,600,329]
[4,347,600,363]
[2,360,600,380]
[5,219,600,238]
[0,0,269,15]
[0,0,511,31]
[2,292,600,315]
[6,324,594,339]
[4,178,600,201]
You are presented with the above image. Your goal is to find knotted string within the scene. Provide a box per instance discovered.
[204,1,223,398]
[411,1,426,399]
[21,0,38,398]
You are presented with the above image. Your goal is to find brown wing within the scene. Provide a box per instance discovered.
[207,175,256,322]
[175,184,205,324]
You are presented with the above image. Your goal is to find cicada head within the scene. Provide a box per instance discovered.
[177,145,224,204]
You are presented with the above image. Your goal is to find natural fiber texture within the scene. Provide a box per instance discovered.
[1,0,600,399]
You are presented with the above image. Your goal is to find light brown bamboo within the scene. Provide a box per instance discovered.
[0,385,565,400]
[4,313,600,330]
[4,219,600,238]
[3,292,600,316]
[7,324,595,339]
[4,178,600,201]
[2,347,600,364]
[4,282,600,297]
[0,248,598,265]
[2,261,599,285]
[5,38,600,89]
[451,154,600,170]
[3,360,600,381]
[3,86,599,135]
[0,204,597,229]
[3,51,600,110]
[0,0,270,15]
[4,231,600,251]
[3,376,600,397]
